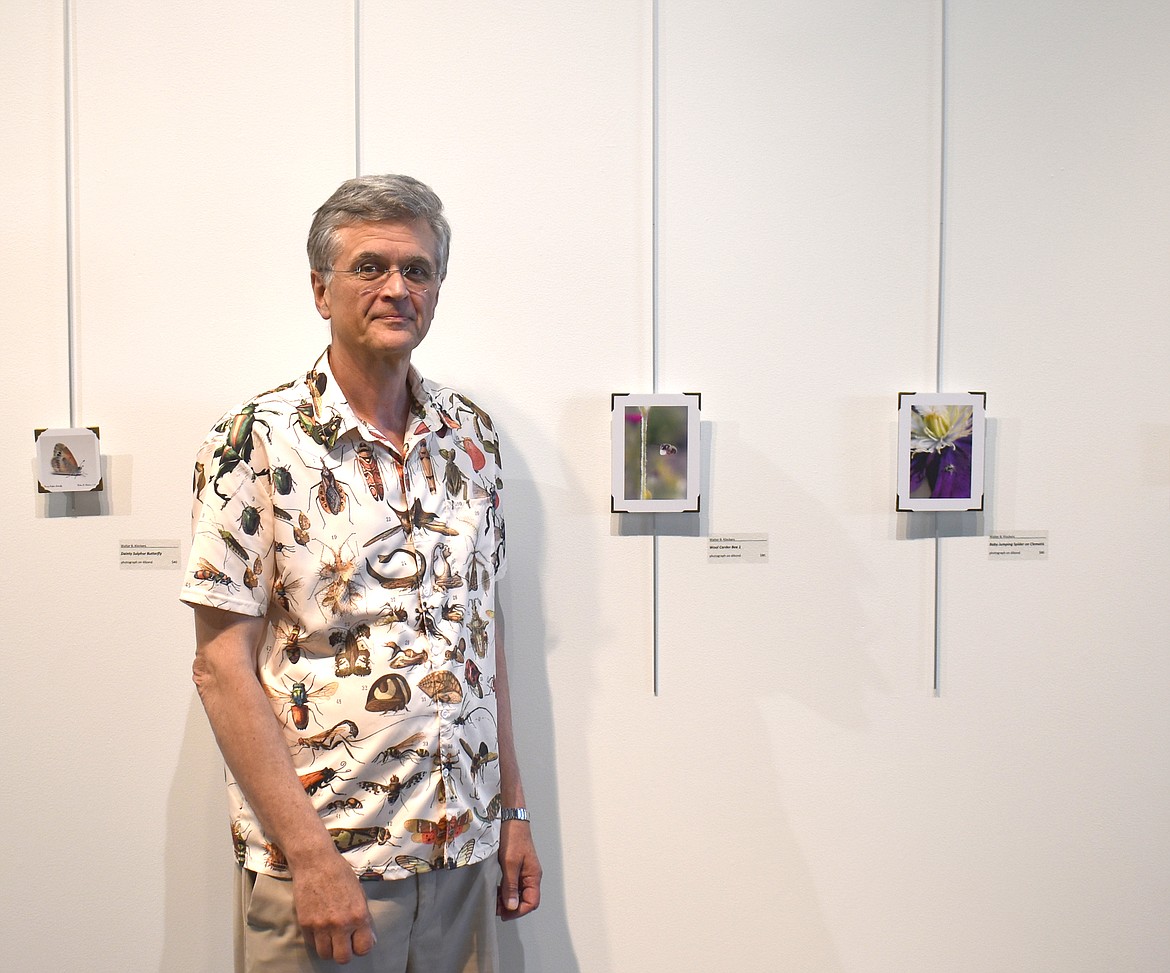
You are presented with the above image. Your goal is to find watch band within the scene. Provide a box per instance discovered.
[500,807,531,822]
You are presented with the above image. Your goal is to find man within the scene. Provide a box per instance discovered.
[182,174,540,971]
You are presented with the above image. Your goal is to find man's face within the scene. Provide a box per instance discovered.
[311,219,442,367]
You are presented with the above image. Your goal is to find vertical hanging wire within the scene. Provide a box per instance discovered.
[63,0,78,427]
[651,0,661,696]
[651,0,661,399]
[354,0,362,177]
[933,0,949,697]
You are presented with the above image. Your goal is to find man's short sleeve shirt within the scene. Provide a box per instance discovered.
[181,350,507,880]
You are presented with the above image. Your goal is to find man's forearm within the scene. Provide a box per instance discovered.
[193,605,375,959]
[490,597,542,918]
[192,606,337,868]
[492,601,527,808]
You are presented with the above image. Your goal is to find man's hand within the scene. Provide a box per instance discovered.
[497,820,542,920]
[291,851,377,964]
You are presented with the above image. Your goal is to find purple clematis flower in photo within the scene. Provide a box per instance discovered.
[909,405,973,499]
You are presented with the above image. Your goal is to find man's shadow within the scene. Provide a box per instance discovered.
[495,426,584,973]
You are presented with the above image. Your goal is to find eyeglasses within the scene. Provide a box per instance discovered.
[328,261,438,294]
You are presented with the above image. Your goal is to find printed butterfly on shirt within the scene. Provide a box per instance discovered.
[403,810,473,848]
[395,838,476,874]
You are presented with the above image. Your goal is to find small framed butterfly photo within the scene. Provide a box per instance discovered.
[35,426,103,493]
[611,393,701,513]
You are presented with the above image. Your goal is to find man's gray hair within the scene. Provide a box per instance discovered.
[307,174,452,280]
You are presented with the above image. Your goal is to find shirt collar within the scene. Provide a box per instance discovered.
[307,347,455,442]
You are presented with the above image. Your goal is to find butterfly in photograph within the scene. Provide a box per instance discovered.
[50,442,83,475]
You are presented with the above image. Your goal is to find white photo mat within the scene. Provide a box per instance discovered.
[896,392,986,512]
[611,393,701,513]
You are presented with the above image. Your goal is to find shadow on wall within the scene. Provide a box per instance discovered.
[161,694,237,972]
[36,454,126,518]
[495,428,584,973]
[672,420,862,970]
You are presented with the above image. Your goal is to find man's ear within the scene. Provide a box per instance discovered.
[311,270,332,320]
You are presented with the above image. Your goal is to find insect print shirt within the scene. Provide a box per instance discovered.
[180,349,507,881]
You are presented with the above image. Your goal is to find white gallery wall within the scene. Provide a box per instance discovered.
[2,1,1167,970]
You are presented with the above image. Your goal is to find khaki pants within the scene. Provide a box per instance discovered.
[235,859,499,973]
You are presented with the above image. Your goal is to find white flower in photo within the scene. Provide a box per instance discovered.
[910,405,972,454]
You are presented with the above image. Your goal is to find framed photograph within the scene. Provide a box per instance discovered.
[611,393,700,513]
[896,393,985,512]
[35,426,104,493]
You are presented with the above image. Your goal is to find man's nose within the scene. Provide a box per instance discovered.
[377,268,409,298]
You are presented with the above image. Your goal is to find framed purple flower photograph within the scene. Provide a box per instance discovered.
[611,393,701,513]
[896,392,986,512]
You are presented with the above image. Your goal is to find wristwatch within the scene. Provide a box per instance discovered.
[500,807,531,822]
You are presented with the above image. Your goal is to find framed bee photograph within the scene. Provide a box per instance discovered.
[896,392,986,512]
[611,393,701,513]
[34,426,103,493]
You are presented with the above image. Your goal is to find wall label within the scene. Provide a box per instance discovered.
[708,533,768,563]
[120,540,182,569]
[988,531,1048,560]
